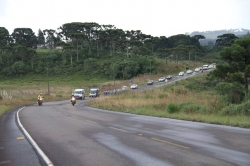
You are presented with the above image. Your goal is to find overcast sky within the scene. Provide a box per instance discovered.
[0,0,250,37]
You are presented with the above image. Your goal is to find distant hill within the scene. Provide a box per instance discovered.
[186,28,250,46]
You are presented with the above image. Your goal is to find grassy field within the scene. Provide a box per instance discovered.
[1,60,249,128]
[87,73,250,128]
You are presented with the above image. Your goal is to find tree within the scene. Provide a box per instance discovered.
[11,61,26,74]
[208,37,250,99]
[11,28,37,48]
[37,29,45,45]
[215,33,238,50]
[0,27,10,64]
[43,29,56,50]
[192,35,205,41]
[163,45,189,66]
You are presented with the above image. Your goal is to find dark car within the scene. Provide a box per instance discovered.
[147,80,154,85]
[166,75,172,79]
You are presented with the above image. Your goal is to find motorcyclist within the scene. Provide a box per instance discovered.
[37,93,43,103]
[71,93,76,103]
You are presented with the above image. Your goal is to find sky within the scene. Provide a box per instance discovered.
[0,0,250,37]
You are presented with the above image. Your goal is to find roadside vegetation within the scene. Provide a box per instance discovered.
[88,73,250,128]
[1,24,250,127]
[0,60,199,115]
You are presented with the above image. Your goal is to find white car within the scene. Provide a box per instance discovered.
[159,77,165,82]
[179,72,184,76]
[203,65,209,70]
[195,68,200,72]
[208,65,213,69]
[121,86,129,90]
[130,84,138,89]
[186,70,193,74]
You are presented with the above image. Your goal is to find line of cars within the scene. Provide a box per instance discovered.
[127,64,216,90]
[145,75,173,86]
[178,64,215,76]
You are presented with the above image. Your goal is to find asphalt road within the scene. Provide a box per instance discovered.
[1,69,250,166]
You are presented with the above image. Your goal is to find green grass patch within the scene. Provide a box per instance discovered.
[0,105,13,116]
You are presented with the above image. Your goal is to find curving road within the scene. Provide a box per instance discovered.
[17,97,250,166]
[1,70,250,166]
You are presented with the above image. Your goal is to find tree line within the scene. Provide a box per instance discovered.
[0,22,239,79]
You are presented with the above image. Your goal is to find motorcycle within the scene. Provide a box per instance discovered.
[38,97,43,106]
[71,96,76,106]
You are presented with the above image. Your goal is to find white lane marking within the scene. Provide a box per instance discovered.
[17,107,54,166]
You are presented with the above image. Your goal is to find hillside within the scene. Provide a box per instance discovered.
[186,28,250,39]
[187,28,250,46]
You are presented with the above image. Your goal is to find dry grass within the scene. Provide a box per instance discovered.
[88,87,220,111]
[0,84,74,115]
[87,79,250,128]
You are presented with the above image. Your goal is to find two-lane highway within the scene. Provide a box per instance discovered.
[17,98,250,166]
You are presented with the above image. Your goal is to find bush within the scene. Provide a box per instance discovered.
[184,80,206,91]
[220,101,250,116]
[180,102,208,114]
[167,103,179,114]
[11,61,26,75]
[215,82,244,104]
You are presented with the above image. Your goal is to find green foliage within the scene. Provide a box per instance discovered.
[215,82,244,104]
[0,21,208,79]
[209,37,250,98]
[184,79,207,91]
[179,102,208,114]
[219,101,250,116]
[167,103,179,114]
[0,27,10,48]
[11,28,37,48]
[215,33,238,50]
[11,61,26,74]
[37,29,45,45]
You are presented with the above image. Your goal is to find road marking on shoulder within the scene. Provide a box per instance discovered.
[17,137,25,140]
[17,107,54,166]
[151,137,190,149]
[109,127,128,132]
[138,134,143,136]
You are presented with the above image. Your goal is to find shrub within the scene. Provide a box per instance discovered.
[220,101,250,116]
[184,80,206,91]
[215,82,244,104]
[180,102,208,114]
[167,103,179,114]
[11,61,26,74]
